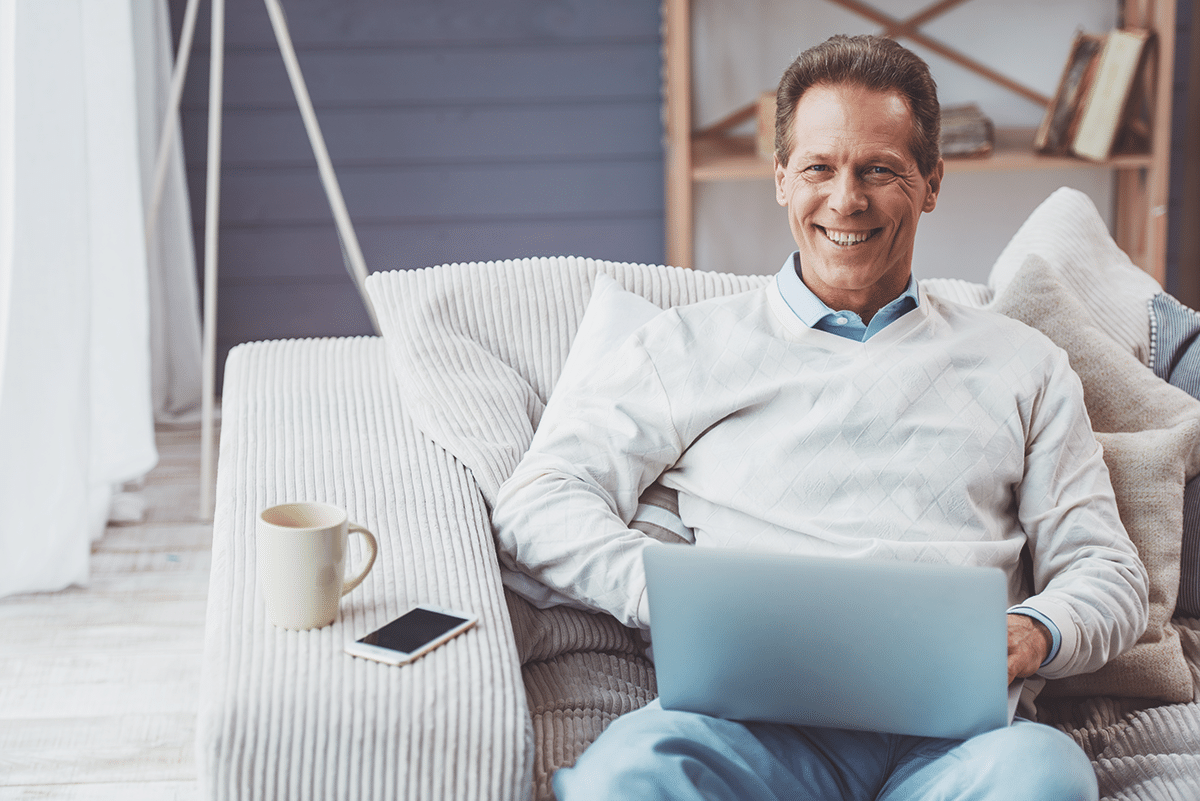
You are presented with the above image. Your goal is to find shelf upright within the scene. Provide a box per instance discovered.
[1115,0,1176,283]
[664,0,695,269]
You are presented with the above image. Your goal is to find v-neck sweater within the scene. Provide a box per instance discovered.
[493,279,1149,682]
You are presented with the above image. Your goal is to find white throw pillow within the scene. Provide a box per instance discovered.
[988,187,1160,364]
[551,273,664,401]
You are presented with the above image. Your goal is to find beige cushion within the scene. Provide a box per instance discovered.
[1043,424,1199,702]
[989,256,1200,474]
[991,255,1200,701]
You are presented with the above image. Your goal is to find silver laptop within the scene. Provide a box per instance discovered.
[643,544,1018,740]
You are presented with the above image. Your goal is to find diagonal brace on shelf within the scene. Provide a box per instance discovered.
[825,0,1052,108]
[695,0,1051,141]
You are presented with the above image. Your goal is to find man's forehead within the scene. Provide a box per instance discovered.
[796,82,912,120]
[787,84,917,160]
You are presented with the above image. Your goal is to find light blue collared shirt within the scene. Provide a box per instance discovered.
[774,253,919,342]
[773,252,1062,668]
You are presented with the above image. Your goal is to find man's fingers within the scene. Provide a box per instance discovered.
[1006,614,1052,685]
[1007,654,1029,686]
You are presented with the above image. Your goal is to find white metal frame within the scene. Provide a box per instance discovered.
[146,0,379,518]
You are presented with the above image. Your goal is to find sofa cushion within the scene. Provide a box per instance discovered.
[1149,292,1200,617]
[991,255,1200,701]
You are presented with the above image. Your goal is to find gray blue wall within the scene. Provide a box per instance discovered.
[171,0,665,384]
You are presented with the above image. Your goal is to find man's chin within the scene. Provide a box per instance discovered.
[801,258,890,293]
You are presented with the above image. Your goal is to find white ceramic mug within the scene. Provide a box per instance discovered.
[257,501,378,630]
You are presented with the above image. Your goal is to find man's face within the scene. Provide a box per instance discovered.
[774,82,943,317]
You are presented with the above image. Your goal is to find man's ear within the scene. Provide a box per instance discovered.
[923,158,944,213]
[774,155,788,207]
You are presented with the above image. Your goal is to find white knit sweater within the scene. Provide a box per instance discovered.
[493,281,1149,681]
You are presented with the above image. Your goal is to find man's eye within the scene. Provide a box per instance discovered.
[867,166,893,176]
[806,164,829,173]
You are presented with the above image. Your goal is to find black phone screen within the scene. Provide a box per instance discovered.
[358,608,468,654]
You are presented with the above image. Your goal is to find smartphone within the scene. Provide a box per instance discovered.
[345,604,478,666]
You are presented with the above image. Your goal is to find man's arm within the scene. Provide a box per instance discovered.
[493,333,683,629]
[1014,347,1150,680]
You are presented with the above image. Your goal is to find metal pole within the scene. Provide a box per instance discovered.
[145,0,201,245]
[199,0,224,519]
[262,0,379,334]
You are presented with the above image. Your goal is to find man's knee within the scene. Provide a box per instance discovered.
[554,701,787,801]
[975,722,1098,801]
[554,702,737,800]
[887,721,1097,801]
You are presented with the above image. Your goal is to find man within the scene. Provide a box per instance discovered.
[492,35,1149,800]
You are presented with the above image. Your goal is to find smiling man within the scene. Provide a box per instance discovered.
[492,35,1148,801]
[775,81,940,324]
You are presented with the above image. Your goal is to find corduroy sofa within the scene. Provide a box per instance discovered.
[197,188,1200,800]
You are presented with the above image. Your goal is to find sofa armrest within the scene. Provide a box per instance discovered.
[197,337,531,801]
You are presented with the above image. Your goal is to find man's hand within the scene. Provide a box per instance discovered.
[1007,614,1052,685]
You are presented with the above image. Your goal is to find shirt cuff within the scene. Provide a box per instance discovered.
[636,584,652,631]
[1008,605,1062,667]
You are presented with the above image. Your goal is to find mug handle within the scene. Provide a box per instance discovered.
[341,523,378,596]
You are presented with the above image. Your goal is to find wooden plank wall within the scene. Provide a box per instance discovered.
[1169,0,1198,304]
[169,0,665,384]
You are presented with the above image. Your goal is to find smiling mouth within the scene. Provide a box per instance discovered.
[818,226,879,247]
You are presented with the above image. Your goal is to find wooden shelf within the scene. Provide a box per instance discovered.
[663,0,1176,282]
[692,128,1154,181]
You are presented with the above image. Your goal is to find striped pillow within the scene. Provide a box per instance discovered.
[1149,292,1200,617]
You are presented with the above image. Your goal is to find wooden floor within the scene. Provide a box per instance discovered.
[0,425,213,799]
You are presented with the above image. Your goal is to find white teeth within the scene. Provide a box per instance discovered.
[822,228,873,246]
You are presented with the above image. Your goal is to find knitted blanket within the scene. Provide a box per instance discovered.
[367,257,1200,800]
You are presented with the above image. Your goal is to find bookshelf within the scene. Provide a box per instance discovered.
[662,0,1177,284]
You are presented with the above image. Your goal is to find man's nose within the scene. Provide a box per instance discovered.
[827,173,868,216]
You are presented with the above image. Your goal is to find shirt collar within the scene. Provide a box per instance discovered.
[774,252,919,340]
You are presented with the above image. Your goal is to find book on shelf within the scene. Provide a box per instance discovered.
[1035,31,1104,155]
[1072,29,1152,161]
[940,103,994,159]
[1109,39,1155,156]
[1035,28,1153,161]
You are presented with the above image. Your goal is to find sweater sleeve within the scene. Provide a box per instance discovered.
[1015,347,1150,679]
[492,333,683,630]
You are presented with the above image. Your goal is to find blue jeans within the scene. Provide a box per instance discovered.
[554,700,1097,801]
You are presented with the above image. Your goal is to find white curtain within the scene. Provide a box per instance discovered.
[0,0,201,598]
